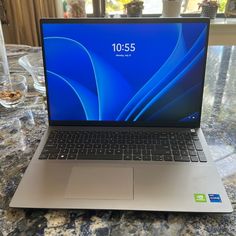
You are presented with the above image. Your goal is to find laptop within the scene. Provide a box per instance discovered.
[10,18,232,213]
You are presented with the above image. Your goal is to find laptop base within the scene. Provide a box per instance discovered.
[10,128,232,213]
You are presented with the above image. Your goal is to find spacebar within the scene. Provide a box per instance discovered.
[77,155,123,160]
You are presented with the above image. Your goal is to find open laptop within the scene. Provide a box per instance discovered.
[10,18,232,213]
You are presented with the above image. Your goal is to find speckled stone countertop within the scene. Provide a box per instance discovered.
[0,45,236,236]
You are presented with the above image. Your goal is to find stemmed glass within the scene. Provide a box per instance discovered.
[18,51,45,94]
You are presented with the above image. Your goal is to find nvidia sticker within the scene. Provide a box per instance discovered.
[194,193,207,203]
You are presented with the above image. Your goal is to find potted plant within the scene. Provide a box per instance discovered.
[162,0,183,17]
[67,0,86,18]
[198,0,219,19]
[124,0,144,17]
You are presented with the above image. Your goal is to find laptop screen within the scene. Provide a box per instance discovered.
[41,18,209,127]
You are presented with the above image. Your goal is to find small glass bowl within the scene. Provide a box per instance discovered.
[18,51,45,93]
[0,74,28,108]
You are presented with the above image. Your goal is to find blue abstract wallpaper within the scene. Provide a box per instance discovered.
[42,22,208,124]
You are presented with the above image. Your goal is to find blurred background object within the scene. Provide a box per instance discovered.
[0,0,234,47]
[2,0,57,46]
[124,0,144,17]
[0,0,8,24]
[198,0,219,19]
[66,0,87,18]
[162,0,183,17]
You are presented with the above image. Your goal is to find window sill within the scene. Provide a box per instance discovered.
[209,18,236,45]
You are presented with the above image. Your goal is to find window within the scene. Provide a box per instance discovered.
[105,0,228,16]
[58,0,230,17]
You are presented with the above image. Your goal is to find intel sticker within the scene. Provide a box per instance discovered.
[208,194,222,203]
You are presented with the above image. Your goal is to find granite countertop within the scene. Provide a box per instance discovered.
[0,45,236,235]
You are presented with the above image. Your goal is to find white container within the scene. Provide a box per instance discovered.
[162,0,182,17]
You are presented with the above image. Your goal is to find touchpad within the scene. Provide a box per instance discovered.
[65,166,134,200]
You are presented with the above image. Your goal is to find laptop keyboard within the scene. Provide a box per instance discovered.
[39,130,207,162]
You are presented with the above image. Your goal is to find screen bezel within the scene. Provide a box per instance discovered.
[40,17,210,128]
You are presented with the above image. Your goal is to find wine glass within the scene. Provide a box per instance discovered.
[18,51,45,94]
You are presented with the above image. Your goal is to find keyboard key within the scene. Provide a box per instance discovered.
[129,144,136,149]
[41,149,54,155]
[77,155,88,160]
[106,149,114,155]
[133,155,142,161]
[174,155,190,162]
[85,144,92,148]
[58,144,65,148]
[190,131,198,136]
[102,144,110,149]
[133,150,142,155]
[124,155,132,160]
[179,145,187,150]
[161,140,169,145]
[152,150,171,155]
[67,154,77,160]
[178,141,185,145]
[70,149,78,154]
[142,150,151,155]
[75,144,84,148]
[164,155,173,161]
[97,149,105,155]
[152,155,164,161]
[67,144,75,148]
[194,141,203,151]
[58,154,67,159]
[189,150,197,156]
[198,151,207,162]
[172,150,180,155]
[78,149,87,154]
[190,155,199,162]
[143,155,151,161]
[44,144,57,149]
[123,149,132,154]
[115,149,123,154]
[87,149,96,154]
[187,145,195,150]
[186,140,193,145]
[153,145,169,150]
[39,154,49,160]
[94,144,101,148]
[180,150,188,156]
[171,145,178,150]
[60,149,69,154]
[78,155,122,160]
[192,136,199,141]
[176,135,184,140]
[67,139,74,143]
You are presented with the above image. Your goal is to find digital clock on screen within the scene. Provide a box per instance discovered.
[112,43,136,52]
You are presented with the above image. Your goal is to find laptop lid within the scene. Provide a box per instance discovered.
[40,18,209,128]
